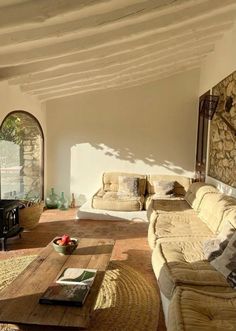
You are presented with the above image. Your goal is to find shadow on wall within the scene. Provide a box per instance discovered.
[89,143,188,175]
[46,74,198,202]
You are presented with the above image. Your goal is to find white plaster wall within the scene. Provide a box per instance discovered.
[199,23,236,95]
[46,69,199,205]
[199,23,236,197]
[0,81,47,194]
[0,81,46,130]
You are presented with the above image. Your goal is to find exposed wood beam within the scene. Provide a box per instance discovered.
[0,0,114,32]
[0,0,234,45]
[0,0,189,48]
[0,0,235,67]
[31,52,206,97]
[5,19,232,83]
[20,36,218,93]
[0,0,235,101]
[38,64,200,102]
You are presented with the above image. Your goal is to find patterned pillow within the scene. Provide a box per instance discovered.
[210,231,236,288]
[117,176,139,197]
[152,180,174,198]
[203,221,235,261]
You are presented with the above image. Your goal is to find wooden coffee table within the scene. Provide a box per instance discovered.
[0,238,114,330]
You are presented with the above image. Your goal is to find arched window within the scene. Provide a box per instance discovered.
[0,111,44,200]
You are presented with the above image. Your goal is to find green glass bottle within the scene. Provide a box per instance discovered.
[45,188,59,209]
[57,192,69,210]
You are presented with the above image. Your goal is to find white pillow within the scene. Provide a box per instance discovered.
[203,221,235,261]
[117,176,139,197]
[153,180,174,198]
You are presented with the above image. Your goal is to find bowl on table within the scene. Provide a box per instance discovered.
[52,237,78,255]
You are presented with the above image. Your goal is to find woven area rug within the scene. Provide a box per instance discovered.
[0,256,159,331]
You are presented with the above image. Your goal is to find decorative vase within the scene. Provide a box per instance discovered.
[70,193,76,208]
[45,188,59,209]
[57,192,69,210]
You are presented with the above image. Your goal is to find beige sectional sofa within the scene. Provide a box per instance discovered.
[148,181,236,330]
[92,172,236,329]
[92,172,192,212]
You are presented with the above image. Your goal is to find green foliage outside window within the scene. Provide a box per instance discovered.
[0,115,25,145]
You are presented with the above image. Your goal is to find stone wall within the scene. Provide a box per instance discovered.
[208,71,236,187]
[21,136,41,198]
[20,115,42,199]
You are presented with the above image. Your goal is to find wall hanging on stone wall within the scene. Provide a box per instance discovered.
[199,94,219,120]
[208,70,236,187]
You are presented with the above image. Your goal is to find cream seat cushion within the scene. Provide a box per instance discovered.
[152,239,229,299]
[168,287,236,331]
[148,212,213,249]
[145,195,195,215]
[92,189,144,211]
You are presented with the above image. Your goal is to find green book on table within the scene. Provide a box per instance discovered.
[56,268,97,286]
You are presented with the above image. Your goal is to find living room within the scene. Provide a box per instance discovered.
[0,1,236,330]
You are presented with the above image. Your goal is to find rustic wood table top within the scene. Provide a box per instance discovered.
[0,238,115,330]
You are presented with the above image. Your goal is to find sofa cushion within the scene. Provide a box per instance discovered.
[148,212,213,248]
[203,220,236,261]
[147,175,192,196]
[102,172,146,195]
[145,195,195,224]
[152,239,229,299]
[117,176,139,197]
[168,287,236,331]
[220,207,236,231]
[211,231,236,288]
[92,189,144,211]
[147,196,194,214]
[145,194,182,211]
[184,182,219,211]
[152,180,174,198]
[199,193,236,233]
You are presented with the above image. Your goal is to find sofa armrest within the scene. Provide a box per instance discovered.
[93,188,106,198]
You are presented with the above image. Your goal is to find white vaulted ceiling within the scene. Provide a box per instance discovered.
[0,0,236,101]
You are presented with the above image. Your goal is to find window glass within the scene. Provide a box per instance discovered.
[0,111,44,200]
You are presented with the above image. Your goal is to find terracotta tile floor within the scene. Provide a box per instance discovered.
[0,208,166,331]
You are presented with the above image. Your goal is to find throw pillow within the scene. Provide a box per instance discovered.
[117,176,139,197]
[203,221,235,261]
[210,231,236,288]
[153,180,174,198]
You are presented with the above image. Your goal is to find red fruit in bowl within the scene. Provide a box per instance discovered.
[61,234,70,245]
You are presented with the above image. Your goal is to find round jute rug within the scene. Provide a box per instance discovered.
[0,256,159,331]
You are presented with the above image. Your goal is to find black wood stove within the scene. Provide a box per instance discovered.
[0,200,23,251]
